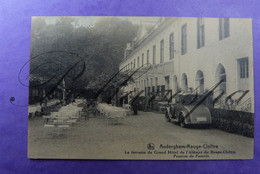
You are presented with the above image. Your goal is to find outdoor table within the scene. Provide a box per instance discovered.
[43,103,82,127]
[96,103,128,124]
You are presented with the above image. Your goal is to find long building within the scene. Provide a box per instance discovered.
[119,17,254,112]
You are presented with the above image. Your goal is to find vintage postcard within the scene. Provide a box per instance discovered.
[27,16,254,159]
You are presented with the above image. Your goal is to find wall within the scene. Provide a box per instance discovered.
[119,17,254,112]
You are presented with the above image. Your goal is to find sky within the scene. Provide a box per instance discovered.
[40,16,160,27]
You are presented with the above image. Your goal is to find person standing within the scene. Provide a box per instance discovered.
[131,97,139,115]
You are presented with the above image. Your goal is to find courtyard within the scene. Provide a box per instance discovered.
[28,110,254,160]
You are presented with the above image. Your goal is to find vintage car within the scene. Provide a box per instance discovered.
[165,94,212,128]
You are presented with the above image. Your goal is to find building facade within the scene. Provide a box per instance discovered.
[119,17,254,112]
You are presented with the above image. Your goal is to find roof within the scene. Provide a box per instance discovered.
[120,17,175,65]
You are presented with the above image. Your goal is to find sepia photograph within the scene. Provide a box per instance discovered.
[27,16,254,160]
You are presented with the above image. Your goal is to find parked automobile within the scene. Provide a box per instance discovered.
[165,94,212,128]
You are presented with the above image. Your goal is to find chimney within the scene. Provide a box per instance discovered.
[124,43,132,58]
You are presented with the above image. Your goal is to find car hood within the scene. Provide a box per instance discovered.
[183,104,211,116]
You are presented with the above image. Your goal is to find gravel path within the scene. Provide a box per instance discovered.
[28,111,254,160]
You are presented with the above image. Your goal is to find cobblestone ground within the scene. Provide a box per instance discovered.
[28,111,254,160]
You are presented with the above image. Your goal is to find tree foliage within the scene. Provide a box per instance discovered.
[30,17,139,100]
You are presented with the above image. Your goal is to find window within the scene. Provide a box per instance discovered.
[134,59,136,68]
[160,39,164,63]
[215,64,226,94]
[173,75,178,93]
[197,18,205,48]
[238,58,249,91]
[165,76,170,90]
[169,33,174,59]
[195,70,204,94]
[155,77,159,93]
[153,45,156,65]
[142,53,144,66]
[137,56,140,67]
[181,24,187,55]
[155,77,158,86]
[181,73,188,93]
[131,61,133,69]
[147,49,150,64]
[144,80,146,95]
[219,18,230,40]
[161,85,165,97]
[238,58,249,79]
[151,78,154,93]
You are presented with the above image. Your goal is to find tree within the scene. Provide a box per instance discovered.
[29,17,139,104]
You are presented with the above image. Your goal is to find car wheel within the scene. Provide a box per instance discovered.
[165,111,171,122]
[179,112,186,128]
